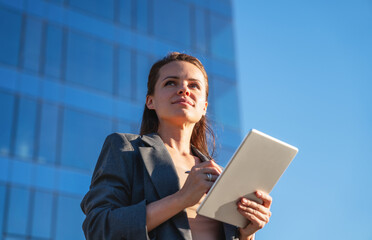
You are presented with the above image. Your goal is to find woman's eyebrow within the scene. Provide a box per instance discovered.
[161,76,202,83]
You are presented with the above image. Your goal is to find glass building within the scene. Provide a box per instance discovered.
[0,0,240,239]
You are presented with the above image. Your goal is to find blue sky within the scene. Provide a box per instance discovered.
[233,0,372,239]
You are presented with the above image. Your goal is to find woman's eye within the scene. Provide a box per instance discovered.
[165,81,176,86]
[190,83,200,89]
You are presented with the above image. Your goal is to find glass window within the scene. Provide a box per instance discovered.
[6,187,31,235]
[212,78,240,130]
[0,92,15,155]
[23,17,43,72]
[66,32,114,93]
[193,7,207,53]
[135,0,149,33]
[44,24,63,79]
[114,120,132,133]
[69,0,115,20]
[153,0,191,47]
[119,0,132,27]
[31,191,53,238]
[0,184,6,238]
[60,108,113,171]
[210,14,235,62]
[37,102,59,164]
[55,195,85,240]
[118,47,132,99]
[135,52,152,102]
[0,7,22,66]
[4,237,27,240]
[14,97,38,159]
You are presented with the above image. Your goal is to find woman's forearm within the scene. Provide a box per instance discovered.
[146,192,186,232]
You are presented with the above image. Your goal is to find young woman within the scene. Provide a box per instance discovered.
[81,52,272,240]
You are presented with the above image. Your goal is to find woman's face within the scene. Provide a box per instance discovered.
[146,61,208,126]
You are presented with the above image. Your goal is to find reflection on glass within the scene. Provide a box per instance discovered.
[210,14,235,62]
[55,195,85,240]
[23,17,42,72]
[118,48,132,99]
[69,0,115,20]
[194,8,207,53]
[14,97,38,159]
[44,24,63,79]
[213,78,240,129]
[0,184,6,236]
[135,0,149,33]
[60,108,112,170]
[0,92,15,155]
[153,0,191,46]
[31,191,53,238]
[6,187,30,235]
[66,32,114,93]
[119,0,132,27]
[135,53,152,102]
[0,7,22,66]
[38,103,59,164]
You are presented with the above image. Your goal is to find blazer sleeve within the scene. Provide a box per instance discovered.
[80,133,150,240]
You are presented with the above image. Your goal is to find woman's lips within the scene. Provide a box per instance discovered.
[172,99,194,106]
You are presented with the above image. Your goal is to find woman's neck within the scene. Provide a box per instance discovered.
[157,122,195,156]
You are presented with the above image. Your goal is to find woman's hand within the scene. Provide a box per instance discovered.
[237,191,272,239]
[177,160,222,208]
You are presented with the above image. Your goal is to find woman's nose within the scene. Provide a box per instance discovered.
[177,87,190,96]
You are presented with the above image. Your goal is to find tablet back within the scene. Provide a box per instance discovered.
[197,129,298,228]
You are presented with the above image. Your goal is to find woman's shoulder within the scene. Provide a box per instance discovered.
[104,132,143,150]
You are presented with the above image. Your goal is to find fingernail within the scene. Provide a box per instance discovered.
[257,191,262,197]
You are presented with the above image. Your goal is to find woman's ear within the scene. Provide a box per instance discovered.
[202,101,208,115]
[146,95,155,110]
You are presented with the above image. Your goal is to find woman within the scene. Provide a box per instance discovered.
[81,52,272,240]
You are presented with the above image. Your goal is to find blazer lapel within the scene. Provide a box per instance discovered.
[139,133,192,239]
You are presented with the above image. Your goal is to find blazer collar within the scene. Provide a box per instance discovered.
[139,133,210,240]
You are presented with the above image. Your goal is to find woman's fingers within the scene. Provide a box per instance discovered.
[237,202,270,223]
[239,198,271,216]
[256,191,272,209]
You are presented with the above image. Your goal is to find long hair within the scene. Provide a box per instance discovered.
[140,52,215,159]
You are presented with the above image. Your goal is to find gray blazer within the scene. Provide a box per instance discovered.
[81,133,239,240]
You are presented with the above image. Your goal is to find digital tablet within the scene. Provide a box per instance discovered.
[197,129,298,228]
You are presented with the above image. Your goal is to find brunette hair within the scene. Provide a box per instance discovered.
[140,52,215,159]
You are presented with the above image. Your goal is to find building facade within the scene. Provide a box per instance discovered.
[0,0,241,239]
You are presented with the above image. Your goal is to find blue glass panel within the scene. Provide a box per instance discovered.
[0,92,15,155]
[60,108,112,170]
[135,53,152,102]
[49,0,64,4]
[153,0,191,47]
[119,0,132,27]
[44,24,63,79]
[37,103,59,164]
[23,17,43,72]
[55,195,85,240]
[135,0,149,33]
[66,32,114,93]
[4,237,27,240]
[194,8,207,53]
[0,7,22,66]
[210,14,235,62]
[115,120,131,133]
[6,187,30,235]
[14,97,38,159]
[118,47,132,99]
[215,147,234,167]
[69,0,114,20]
[213,78,240,129]
[58,169,90,195]
[31,191,53,238]
[0,184,6,238]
